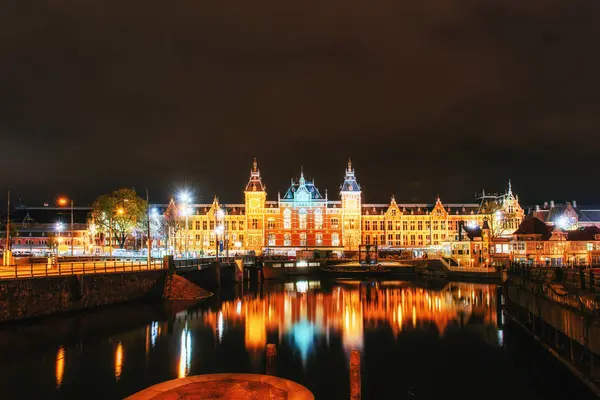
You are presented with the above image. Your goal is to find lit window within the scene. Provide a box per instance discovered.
[299,209,307,229]
[332,233,340,246]
[314,208,323,229]
[316,233,323,246]
[268,233,276,246]
[300,233,307,246]
[284,208,292,229]
[284,233,291,246]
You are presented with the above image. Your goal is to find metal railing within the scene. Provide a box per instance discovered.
[0,259,165,280]
[509,264,600,293]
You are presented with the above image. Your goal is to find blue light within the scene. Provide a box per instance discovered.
[291,319,315,363]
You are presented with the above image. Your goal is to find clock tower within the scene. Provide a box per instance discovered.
[244,158,267,254]
[340,159,362,251]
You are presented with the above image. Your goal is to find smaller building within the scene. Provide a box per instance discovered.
[0,205,92,256]
[509,216,600,267]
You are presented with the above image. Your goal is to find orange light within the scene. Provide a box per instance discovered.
[58,197,68,206]
[117,208,124,215]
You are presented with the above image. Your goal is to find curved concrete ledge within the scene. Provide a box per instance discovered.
[126,373,314,400]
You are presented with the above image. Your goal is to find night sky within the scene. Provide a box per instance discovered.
[1,1,599,206]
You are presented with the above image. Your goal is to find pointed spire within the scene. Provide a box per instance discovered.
[436,194,441,204]
[508,179,513,196]
[245,158,265,192]
[299,166,305,186]
[390,194,396,204]
[348,157,352,172]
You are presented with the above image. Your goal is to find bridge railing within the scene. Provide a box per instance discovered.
[0,259,165,280]
[509,264,600,293]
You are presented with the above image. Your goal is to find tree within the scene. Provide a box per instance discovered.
[162,198,180,254]
[479,200,519,239]
[90,188,148,249]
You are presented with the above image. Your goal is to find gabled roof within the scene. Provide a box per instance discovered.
[528,202,577,224]
[578,209,600,223]
[567,226,600,241]
[514,216,552,240]
[281,169,324,201]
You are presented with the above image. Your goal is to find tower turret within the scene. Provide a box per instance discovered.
[244,158,267,253]
[340,158,362,250]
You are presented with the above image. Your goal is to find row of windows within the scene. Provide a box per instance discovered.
[268,233,339,247]
[192,220,245,231]
[364,233,447,246]
[363,220,458,231]
[281,212,339,230]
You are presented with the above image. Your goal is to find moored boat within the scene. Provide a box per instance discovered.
[262,259,322,280]
[319,263,392,279]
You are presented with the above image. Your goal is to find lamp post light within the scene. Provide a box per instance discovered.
[58,197,74,256]
[215,224,224,261]
[55,222,65,256]
[179,192,191,259]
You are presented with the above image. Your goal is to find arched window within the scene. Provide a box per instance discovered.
[332,233,340,246]
[284,208,292,229]
[299,208,307,229]
[284,233,291,246]
[314,208,323,229]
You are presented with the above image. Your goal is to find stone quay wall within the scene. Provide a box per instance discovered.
[0,270,166,323]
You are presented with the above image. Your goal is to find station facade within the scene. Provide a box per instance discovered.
[176,159,525,258]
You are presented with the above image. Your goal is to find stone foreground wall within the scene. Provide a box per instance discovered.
[0,271,166,323]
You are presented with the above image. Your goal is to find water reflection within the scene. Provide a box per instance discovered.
[115,342,123,381]
[55,346,65,388]
[199,280,500,365]
[178,326,192,378]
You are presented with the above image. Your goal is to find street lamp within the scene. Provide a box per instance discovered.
[55,222,65,255]
[215,224,224,261]
[178,191,192,258]
[58,197,74,256]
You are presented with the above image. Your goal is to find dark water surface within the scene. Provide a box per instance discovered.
[0,279,595,399]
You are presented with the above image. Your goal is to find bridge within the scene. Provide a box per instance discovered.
[0,255,254,280]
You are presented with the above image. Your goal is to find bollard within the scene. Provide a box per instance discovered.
[350,349,361,400]
[266,343,277,376]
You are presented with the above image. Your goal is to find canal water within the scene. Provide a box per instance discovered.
[0,279,595,399]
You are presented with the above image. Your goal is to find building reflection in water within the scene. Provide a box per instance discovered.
[200,280,500,365]
[56,346,65,388]
[178,326,192,378]
[115,342,123,381]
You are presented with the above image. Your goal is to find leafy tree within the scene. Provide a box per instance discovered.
[479,200,518,238]
[162,198,180,254]
[90,188,147,249]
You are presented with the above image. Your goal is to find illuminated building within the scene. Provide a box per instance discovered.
[164,159,525,257]
[510,216,600,267]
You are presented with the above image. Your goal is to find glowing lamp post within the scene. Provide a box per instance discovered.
[179,192,192,258]
[58,197,74,256]
[55,222,65,255]
[215,224,224,261]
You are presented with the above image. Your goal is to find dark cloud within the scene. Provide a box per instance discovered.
[1,0,599,205]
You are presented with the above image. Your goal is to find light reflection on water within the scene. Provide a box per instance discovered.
[178,326,192,378]
[2,280,508,399]
[114,342,123,381]
[55,346,65,389]
[196,280,499,364]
